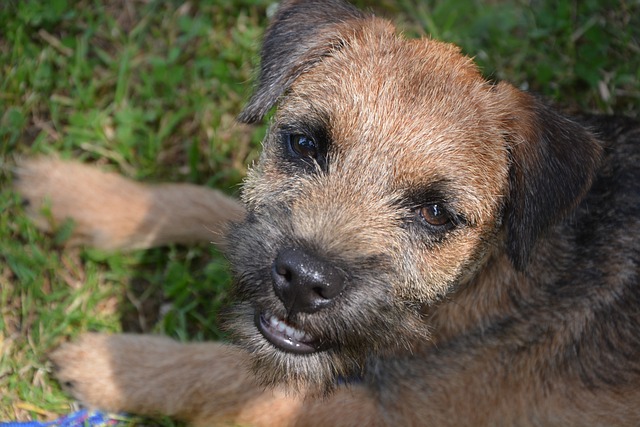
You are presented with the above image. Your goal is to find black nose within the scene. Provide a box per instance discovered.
[271,247,346,314]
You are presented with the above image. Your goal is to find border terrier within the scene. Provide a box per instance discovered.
[15,0,640,425]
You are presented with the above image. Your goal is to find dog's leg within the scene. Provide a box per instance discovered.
[51,333,382,427]
[14,157,244,250]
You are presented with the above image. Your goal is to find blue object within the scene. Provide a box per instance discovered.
[0,409,124,427]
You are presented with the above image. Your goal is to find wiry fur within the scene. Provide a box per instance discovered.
[15,0,640,425]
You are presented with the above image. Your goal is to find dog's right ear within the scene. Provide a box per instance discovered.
[238,0,366,124]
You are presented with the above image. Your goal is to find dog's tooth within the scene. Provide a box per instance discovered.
[285,325,295,337]
[266,312,311,342]
[292,329,306,341]
[269,315,279,328]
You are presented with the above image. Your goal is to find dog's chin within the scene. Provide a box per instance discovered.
[224,303,362,394]
[224,298,432,394]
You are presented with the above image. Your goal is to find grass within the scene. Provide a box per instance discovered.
[1,0,638,424]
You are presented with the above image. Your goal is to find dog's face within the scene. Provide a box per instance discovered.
[225,0,601,392]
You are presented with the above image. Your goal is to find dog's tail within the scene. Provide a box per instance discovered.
[13,157,245,251]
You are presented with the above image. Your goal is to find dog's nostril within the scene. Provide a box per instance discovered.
[272,247,346,314]
[313,286,328,299]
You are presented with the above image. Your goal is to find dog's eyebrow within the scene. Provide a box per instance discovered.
[404,179,456,205]
[279,119,330,142]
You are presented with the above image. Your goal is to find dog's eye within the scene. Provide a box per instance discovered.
[287,134,318,160]
[418,204,450,227]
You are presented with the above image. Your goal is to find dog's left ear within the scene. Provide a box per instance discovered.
[494,82,602,270]
[238,0,368,123]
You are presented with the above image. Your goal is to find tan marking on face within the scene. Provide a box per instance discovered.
[242,19,513,303]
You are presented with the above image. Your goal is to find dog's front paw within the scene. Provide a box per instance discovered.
[50,333,128,412]
[14,157,152,251]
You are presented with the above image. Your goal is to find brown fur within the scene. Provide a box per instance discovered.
[15,157,244,250]
[15,0,640,425]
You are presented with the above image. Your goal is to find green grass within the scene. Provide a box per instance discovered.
[1,0,638,424]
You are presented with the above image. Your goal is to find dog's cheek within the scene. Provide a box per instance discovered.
[394,225,499,305]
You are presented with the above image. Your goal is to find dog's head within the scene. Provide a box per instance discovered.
[225,0,602,392]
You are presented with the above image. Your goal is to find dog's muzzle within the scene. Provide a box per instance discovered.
[255,246,346,354]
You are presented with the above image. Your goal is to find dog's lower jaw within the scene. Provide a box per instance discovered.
[225,303,363,394]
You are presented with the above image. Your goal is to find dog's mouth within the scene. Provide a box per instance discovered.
[255,310,324,354]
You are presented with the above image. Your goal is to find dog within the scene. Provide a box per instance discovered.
[15,0,640,425]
